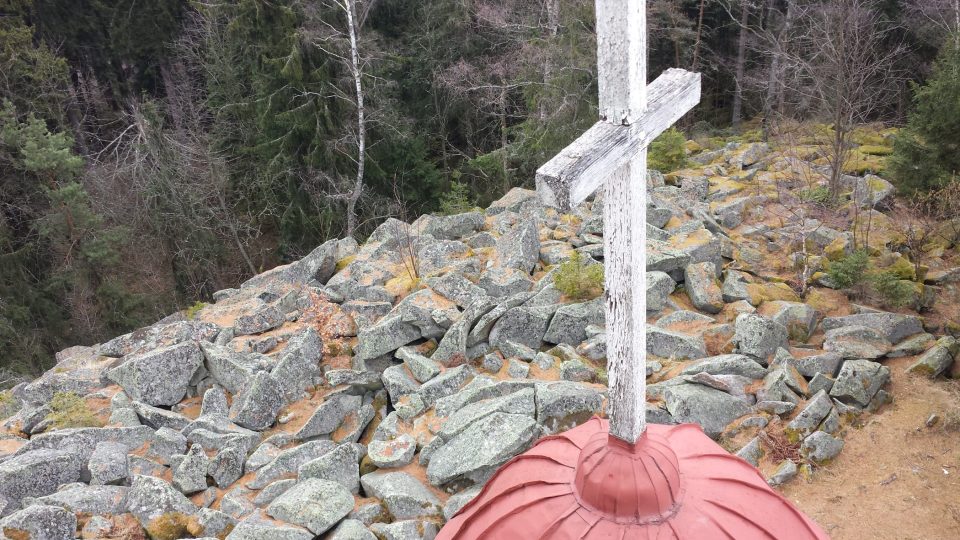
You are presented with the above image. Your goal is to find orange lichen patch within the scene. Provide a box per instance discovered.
[323,352,353,371]
[359,415,384,449]
[0,420,26,439]
[716,300,758,324]
[84,394,114,424]
[804,287,853,318]
[392,461,452,505]
[190,487,221,508]
[198,297,268,330]
[743,379,766,397]
[3,528,31,540]
[489,360,518,381]
[332,411,363,443]
[412,412,444,438]
[789,347,820,359]
[527,362,560,382]
[806,334,827,349]
[703,326,735,356]
[408,340,438,357]
[723,413,772,444]
[668,228,716,253]
[352,495,385,514]
[158,465,174,484]
[101,514,148,540]
[337,257,396,288]
[662,215,685,230]
[0,438,25,457]
[302,298,358,339]
[177,396,203,420]
[666,291,698,313]
[97,384,123,398]
[264,388,335,438]
[659,318,714,335]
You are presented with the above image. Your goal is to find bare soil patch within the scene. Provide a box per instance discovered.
[783,357,960,539]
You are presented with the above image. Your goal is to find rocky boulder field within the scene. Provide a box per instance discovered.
[2,139,959,539]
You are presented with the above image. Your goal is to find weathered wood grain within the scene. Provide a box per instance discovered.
[603,152,649,444]
[597,0,645,124]
[535,69,701,212]
[535,0,701,444]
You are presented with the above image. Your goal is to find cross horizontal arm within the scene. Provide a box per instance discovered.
[535,68,701,211]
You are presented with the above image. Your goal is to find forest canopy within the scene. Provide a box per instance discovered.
[0,0,954,381]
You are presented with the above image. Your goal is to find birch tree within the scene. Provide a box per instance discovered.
[305,0,368,239]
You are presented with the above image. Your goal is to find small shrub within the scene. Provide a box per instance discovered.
[184,301,207,320]
[145,512,194,540]
[0,391,20,420]
[858,144,893,156]
[827,250,870,289]
[799,185,833,205]
[842,152,886,176]
[438,181,476,216]
[649,128,688,173]
[554,251,604,300]
[46,392,103,429]
[869,271,915,308]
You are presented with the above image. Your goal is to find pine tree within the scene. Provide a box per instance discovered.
[889,39,960,195]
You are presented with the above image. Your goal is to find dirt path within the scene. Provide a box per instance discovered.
[782,357,960,539]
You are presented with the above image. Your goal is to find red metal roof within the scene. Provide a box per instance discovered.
[438,417,829,539]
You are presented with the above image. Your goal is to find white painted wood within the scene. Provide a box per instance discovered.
[535,69,701,212]
[597,0,645,124]
[534,0,701,444]
[603,150,649,443]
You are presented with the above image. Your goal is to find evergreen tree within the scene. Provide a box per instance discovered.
[889,39,960,194]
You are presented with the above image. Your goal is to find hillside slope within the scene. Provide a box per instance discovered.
[1,138,959,539]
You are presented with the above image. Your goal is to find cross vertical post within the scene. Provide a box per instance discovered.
[535,2,700,447]
[597,0,647,444]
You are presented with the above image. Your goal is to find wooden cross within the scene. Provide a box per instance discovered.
[536,0,700,444]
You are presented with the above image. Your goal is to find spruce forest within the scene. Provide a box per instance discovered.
[1,0,958,381]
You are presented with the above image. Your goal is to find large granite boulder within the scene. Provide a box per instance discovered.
[267,479,354,536]
[107,341,204,406]
[229,371,285,431]
[0,504,76,540]
[663,383,751,438]
[684,262,724,314]
[360,471,442,520]
[426,412,538,486]
[732,313,788,364]
[0,449,82,512]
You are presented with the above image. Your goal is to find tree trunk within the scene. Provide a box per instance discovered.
[344,0,365,239]
[732,0,750,127]
[762,0,794,137]
[777,0,796,116]
[217,191,257,276]
[66,72,88,155]
[692,0,707,70]
[540,0,561,121]
[761,0,779,137]
[160,63,185,133]
[500,85,510,194]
